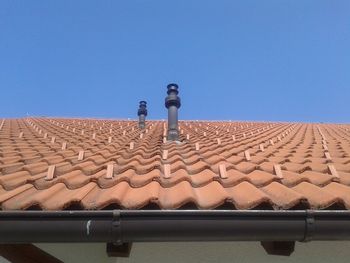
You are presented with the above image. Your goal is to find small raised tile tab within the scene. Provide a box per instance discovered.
[108,136,112,143]
[328,164,340,178]
[92,132,96,139]
[259,144,265,152]
[328,164,339,178]
[273,164,283,179]
[51,137,56,143]
[195,142,200,151]
[219,164,228,179]
[186,134,190,140]
[269,139,274,146]
[45,165,56,181]
[162,150,168,160]
[81,130,85,135]
[19,132,23,138]
[105,164,114,179]
[61,142,67,150]
[203,132,207,137]
[78,150,85,161]
[323,144,328,151]
[232,135,236,142]
[325,151,332,161]
[140,133,143,139]
[217,138,221,145]
[244,150,251,161]
[163,164,171,179]
[123,130,126,136]
[44,133,48,139]
[129,142,135,150]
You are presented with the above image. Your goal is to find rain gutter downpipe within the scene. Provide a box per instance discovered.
[0,210,350,243]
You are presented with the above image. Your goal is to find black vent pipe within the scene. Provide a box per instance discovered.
[165,84,181,141]
[137,101,147,129]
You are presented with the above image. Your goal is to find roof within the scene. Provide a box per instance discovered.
[0,118,349,211]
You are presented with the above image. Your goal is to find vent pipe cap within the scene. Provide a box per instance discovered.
[138,101,148,116]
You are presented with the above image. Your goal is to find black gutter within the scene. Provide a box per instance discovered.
[0,210,350,243]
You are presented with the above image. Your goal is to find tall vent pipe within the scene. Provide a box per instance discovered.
[137,101,147,129]
[165,84,181,141]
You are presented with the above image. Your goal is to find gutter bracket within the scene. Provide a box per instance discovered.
[106,210,132,257]
[260,241,295,256]
[302,210,315,242]
[111,210,121,244]
[106,242,132,258]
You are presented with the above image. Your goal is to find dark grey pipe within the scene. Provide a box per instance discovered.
[137,101,147,129]
[165,84,181,141]
[1,210,350,243]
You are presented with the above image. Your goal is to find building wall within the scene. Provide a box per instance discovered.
[1,241,350,263]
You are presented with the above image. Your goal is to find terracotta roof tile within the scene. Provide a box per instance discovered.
[0,118,350,210]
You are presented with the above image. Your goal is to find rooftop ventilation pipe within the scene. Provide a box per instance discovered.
[137,101,147,129]
[165,84,181,141]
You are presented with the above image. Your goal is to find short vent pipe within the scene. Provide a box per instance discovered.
[137,101,147,129]
[165,84,181,141]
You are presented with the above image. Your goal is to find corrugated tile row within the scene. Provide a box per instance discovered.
[0,117,349,210]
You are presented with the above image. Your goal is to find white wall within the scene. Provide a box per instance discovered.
[1,241,350,263]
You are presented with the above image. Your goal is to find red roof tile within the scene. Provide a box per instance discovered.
[0,117,349,210]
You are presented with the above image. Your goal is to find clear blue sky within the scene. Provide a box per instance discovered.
[0,1,349,123]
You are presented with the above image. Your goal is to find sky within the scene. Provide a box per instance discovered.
[0,1,349,123]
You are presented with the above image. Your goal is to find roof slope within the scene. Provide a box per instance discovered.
[0,118,349,211]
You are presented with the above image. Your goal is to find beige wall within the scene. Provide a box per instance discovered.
[1,241,350,263]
